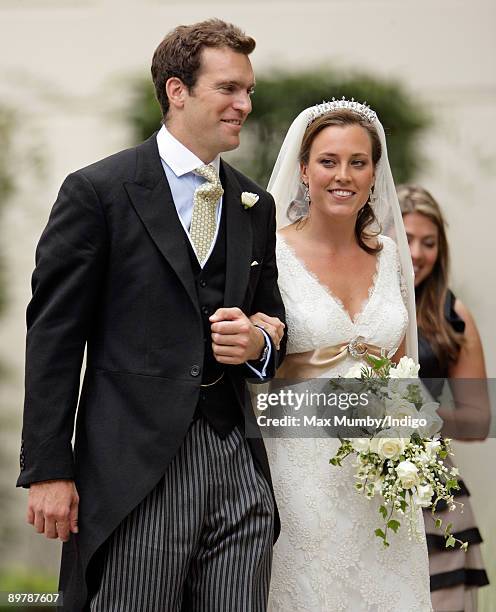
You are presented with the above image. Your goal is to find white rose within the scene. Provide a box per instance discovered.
[373,475,385,494]
[350,438,371,453]
[355,395,385,421]
[396,460,420,489]
[342,363,367,378]
[389,357,420,379]
[424,439,441,457]
[376,433,406,460]
[369,436,380,454]
[417,402,443,437]
[413,483,434,508]
[386,378,410,396]
[363,471,384,497]
[241,192,259,209]
[387,390,403,404]
[385,397,418,420]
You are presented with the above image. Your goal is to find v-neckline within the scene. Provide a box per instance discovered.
[278,233,383,326]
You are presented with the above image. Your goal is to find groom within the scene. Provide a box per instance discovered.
[17,19,286,611]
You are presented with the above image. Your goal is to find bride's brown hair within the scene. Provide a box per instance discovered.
[298,109,383,255]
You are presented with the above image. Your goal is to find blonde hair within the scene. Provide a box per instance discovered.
[397,184,464,361]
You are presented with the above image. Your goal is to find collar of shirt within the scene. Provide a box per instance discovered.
[155,125,223,267]
[156,125,220,176]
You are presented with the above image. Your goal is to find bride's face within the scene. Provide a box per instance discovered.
[301,124,375,220]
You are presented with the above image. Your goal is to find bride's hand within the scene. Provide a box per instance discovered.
[249,312,285,350]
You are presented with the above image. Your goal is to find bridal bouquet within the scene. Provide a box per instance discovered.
[329,355,467,549]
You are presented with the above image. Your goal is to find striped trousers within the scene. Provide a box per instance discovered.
[90,417,274,612]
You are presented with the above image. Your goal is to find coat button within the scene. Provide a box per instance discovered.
[190,365,201,377]
[199,279,207,288]
[201,306,209,315]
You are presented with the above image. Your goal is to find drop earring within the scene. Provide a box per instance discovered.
[368,186,377,205]
[303,183,311,203]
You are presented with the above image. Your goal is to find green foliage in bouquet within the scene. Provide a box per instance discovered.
[126,69,430,187]
[330,355,467,549]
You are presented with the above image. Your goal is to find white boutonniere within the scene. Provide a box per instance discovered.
[241,192,259,209]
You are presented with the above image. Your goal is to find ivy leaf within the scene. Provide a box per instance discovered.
[375,528,390,547]
[446,479,460,492]
[379,505,388,519]
[411,431,422,444]
[387,519,401,533]
[446,535,456,548]
[367,355,389,370]
[435,518,442,529]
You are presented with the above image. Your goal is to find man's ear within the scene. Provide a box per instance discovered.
[165,77,188,111]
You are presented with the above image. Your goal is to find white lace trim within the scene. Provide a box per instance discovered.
[268,235,431,611]
[276,233,408,356]
[278,233,383,326]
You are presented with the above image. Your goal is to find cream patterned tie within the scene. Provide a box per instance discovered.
[190,164,224,265]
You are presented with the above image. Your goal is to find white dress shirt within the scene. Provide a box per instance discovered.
[157,125,222,266]
[156,126,271,378]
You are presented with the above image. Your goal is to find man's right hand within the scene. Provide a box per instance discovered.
[27,480,79,542]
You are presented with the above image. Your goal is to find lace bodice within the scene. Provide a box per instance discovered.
[267,234,431,611]
[277,233,408,366]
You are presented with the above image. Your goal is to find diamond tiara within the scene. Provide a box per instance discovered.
[306,97,377,125]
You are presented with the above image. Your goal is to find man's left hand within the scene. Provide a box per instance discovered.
[249,312,285,351]
[210,307,265,364]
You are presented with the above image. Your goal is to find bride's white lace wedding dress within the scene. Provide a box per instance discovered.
[267,234,432,612]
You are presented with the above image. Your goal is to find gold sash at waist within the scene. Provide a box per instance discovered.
[276,339,384,379]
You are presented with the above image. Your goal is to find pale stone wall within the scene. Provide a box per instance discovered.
[1,0,494,604]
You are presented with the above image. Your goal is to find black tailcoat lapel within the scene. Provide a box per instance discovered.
[124,135,199,314]
[222,161,253,307]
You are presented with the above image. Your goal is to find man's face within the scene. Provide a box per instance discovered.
[178,47,255,162]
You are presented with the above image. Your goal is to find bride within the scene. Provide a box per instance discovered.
[254,100,432,611]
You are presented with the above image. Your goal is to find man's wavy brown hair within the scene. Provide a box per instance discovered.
[151,19,255,121]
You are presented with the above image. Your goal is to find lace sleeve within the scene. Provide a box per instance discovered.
[398,257,408,310]
[380,235,409,309]
[385,236,409,310]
